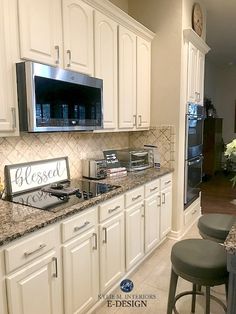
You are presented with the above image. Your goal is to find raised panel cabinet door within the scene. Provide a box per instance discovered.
[118,25,136,129]
[99,213,125,293]
[62,228,99,314]
[144,194,160,253]
[0,0,19,135]
[95,11,118,129]
[63,0,94,75]
[136,37,151,129]
[6,251,62,314]
[187,42,198,103]
[160,187,172,239]
[125,202,144,270]
[18,0,63,66]
[196,50,205,105]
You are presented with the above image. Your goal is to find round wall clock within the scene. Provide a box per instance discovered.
[192,3,203,37]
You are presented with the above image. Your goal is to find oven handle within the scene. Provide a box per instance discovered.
[132,152,148,157]
[188,156,203,166]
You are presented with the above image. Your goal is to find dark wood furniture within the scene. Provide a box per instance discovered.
[203,118,223,177]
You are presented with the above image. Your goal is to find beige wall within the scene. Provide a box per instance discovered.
[109,0,128,13]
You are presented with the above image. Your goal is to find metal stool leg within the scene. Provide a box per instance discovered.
[205,286,210,314]
[191,284,197,313]
[167,268,178,314]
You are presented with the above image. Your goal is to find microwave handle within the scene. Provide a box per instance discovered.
[132,152,148,157]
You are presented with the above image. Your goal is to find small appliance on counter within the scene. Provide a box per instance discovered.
[82,159,107,180]
[115,148,153,171]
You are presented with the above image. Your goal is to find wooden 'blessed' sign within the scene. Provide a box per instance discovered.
[5,157,70,195]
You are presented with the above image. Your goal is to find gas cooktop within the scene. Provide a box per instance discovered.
[4,180,120,212]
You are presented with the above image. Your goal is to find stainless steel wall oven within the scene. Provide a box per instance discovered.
[184,103,204,206]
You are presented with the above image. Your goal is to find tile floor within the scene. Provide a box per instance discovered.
[94,223,227,314]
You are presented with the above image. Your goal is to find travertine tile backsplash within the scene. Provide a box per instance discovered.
[0,126,174,183]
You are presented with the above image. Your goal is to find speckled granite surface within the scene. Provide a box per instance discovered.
[0,167,172,247]
[225,223,236,254]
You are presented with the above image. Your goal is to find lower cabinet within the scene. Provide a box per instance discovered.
[6,250,62,314]
[99,212,125,293]
[62,228,99,314]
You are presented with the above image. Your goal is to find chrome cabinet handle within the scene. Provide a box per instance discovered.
[55,45,60,64]
[164,180,171,185]
[93,233,97,250]
[103,227,107,244]
[67,49,72,67]
[162,193,166,204]
[11,107,16,129]
[74,221,90,232]
[132,194,142,201]
[24,243,46,257]
[150,186,158,192]
[52,257,58,278]
[108,206,120,213]
[192,209,197,215]
[133,115,136,126]
[138,115,142,126]
[157,195,161,206]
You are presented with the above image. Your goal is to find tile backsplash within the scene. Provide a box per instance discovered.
[0,126,174,183]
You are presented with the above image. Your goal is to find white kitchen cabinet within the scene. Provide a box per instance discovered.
[63,0,94,75]
[118,25,137,129]
[95,11,118,129]
[0,0,19,136]
[62,228,99,314]
[160,174,172,239]
[136,36,151,129]
[99,212,125,293]
[18,0,63,66]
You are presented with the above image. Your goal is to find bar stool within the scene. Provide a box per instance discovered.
[167,239,228,314]
[198,214,236,243]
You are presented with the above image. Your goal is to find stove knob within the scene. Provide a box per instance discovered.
[76,191,82,198]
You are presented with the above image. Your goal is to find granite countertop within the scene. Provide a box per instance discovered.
[0,167,173,247]
[224,223,236,254]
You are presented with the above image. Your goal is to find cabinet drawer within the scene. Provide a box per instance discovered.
[125,186,144,208]
[99,195,124,222]
[160,174,172,190]
[5,227,56,274]
[184,204,200,226]
[61,207,97,243]
[145,179,160,198]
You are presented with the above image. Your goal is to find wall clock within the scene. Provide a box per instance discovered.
[192,3,203,37]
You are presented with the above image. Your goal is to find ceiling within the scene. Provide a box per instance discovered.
[202,0,236,66]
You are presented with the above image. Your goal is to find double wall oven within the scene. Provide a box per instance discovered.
[184,103,204,206]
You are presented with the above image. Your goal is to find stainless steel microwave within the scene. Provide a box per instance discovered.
[16,61,103,132]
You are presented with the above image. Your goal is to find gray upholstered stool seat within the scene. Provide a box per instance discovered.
[167,239,228,314]
[198,214,236,243]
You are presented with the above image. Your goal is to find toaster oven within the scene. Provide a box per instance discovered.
[82,159,107,179]
[116,148,153,171]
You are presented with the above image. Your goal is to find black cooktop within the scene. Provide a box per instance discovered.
[4,180,120,212]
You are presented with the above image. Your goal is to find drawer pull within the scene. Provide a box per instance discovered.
[52,257,58,278]
[132,194,142,201]
[55,45,60,64]
[164,180,171,185]
[74,221,90,232]
[24,243,46,257]
[93,233,98,250]
[150,186,158,192]
[103,227,107,244]
[192,209,197,215]
[162,193,166,204]
[108,206,120,213]
[157,195,161,206]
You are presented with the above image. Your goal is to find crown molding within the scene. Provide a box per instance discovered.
[183,28,210,54]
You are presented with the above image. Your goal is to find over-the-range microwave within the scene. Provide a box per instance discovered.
[16,61,103,132]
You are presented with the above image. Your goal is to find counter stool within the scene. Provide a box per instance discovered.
[198,214,236,243]
[167,239,228,314]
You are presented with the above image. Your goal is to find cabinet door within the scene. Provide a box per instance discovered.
[62,228,99,314]
[136,37,151,129]
[18,0,63,66]
[100,213,125,293]
[196,50,205,105]
[160,187,172,239]
[187,42,198,103]
[95,11,118,129]
[118,25,136,129]
[144,194,160,253]
[0,0,19,136]
[125,202,144,270]
[6,251,62,314]
[63,0,94,75]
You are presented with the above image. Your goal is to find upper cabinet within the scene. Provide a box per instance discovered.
[184,29,210,106]
[63,0,94,75]
[0,0,19,136]
[18,0,63,66]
